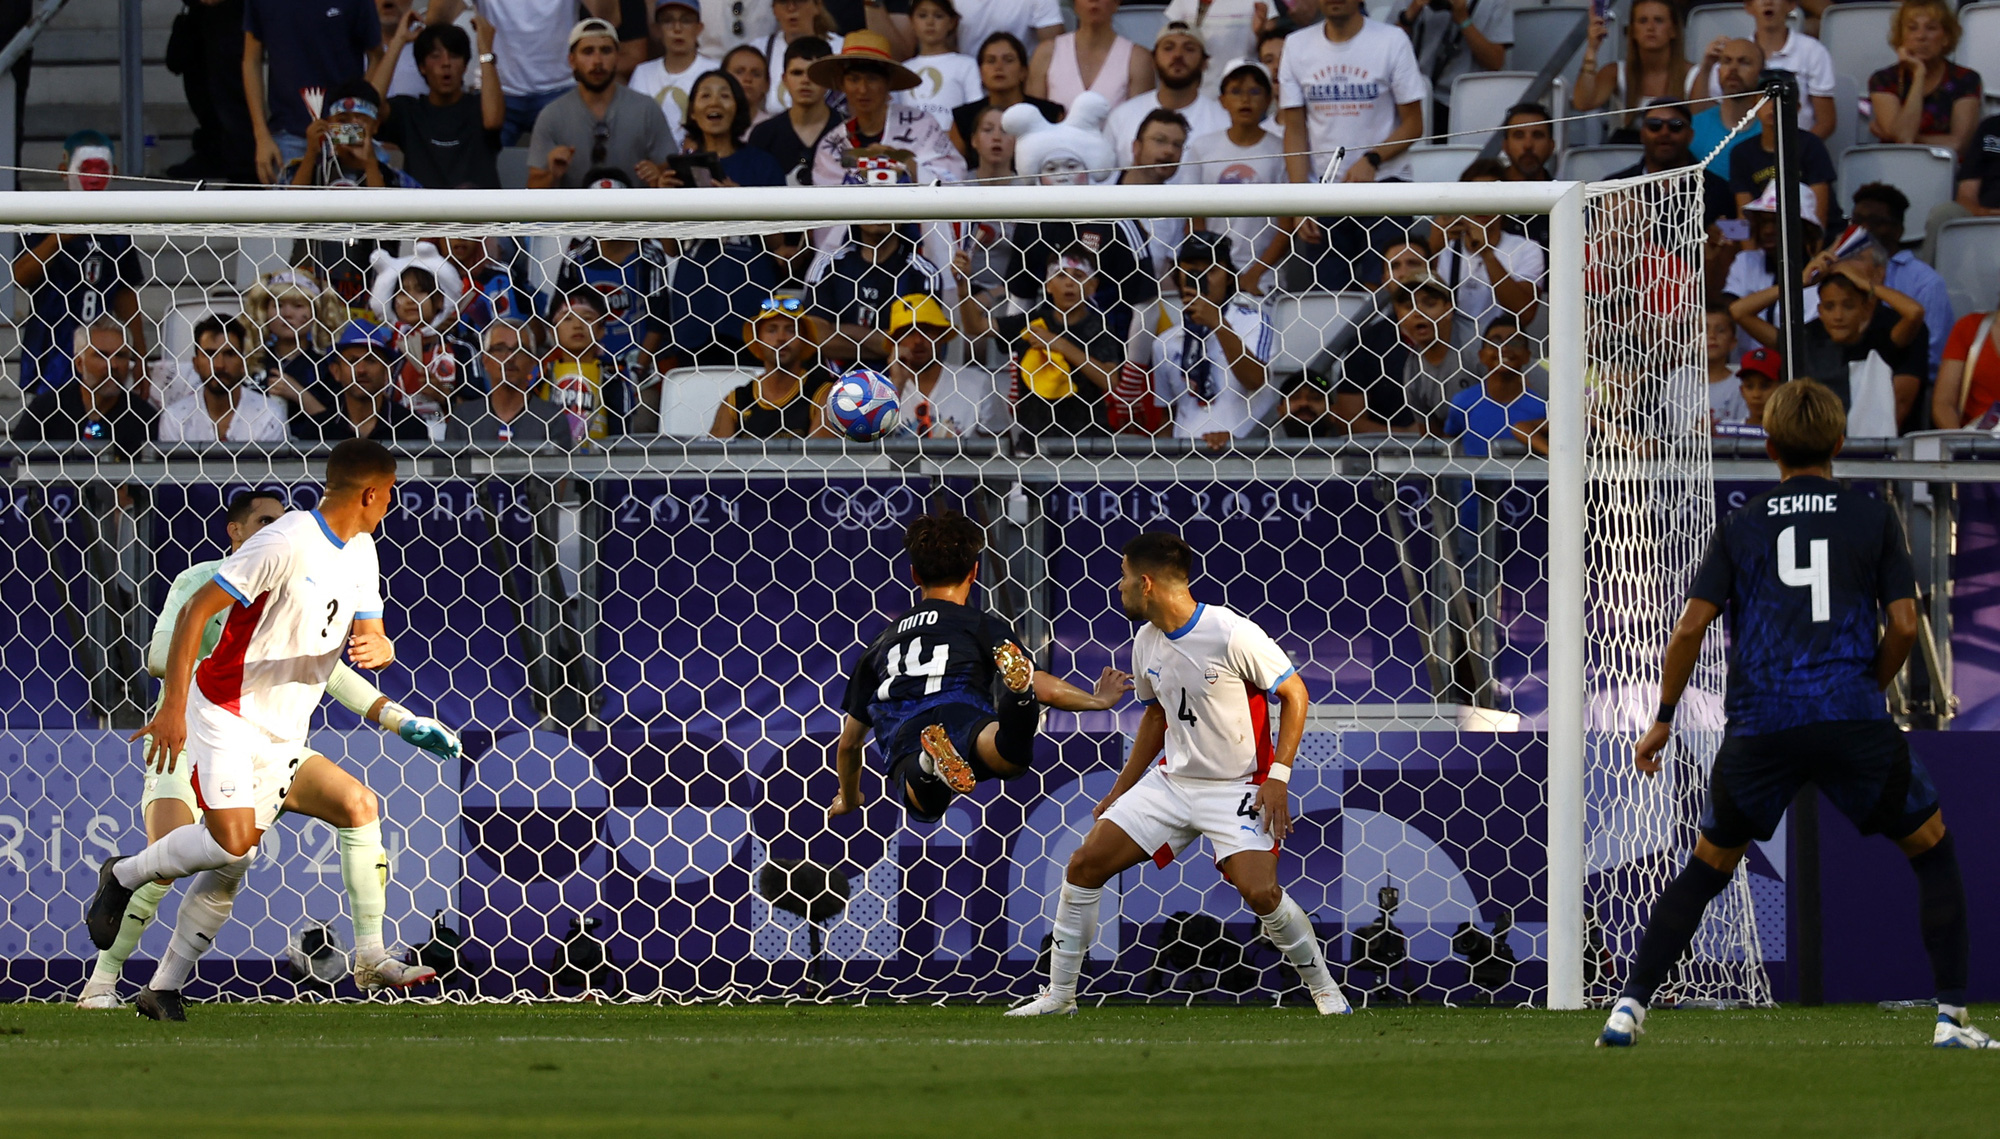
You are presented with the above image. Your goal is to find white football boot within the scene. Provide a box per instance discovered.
[1597,997,1646,1047]
[1310,984,1354,1015]
[1004,988,1078,1017]
[75,975,122,1010]
[1933,1010,1998,1049]
[354,954,437,991]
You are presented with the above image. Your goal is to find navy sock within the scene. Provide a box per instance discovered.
[1621,856,1733,1007]
[1909,831,1969,1009]
[993,657,1039,771]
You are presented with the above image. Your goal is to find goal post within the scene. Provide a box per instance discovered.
[0,174,1751,1009]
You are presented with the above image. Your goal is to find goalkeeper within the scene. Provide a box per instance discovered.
[76,491,460,1010]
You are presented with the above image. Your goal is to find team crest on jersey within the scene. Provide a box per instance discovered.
[1203,666,1220,685]
[219,780,237,796]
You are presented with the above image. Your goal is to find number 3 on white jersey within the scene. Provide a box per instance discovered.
[1777,526,1830,622]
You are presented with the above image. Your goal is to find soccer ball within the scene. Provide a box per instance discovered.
[826,367,901,442]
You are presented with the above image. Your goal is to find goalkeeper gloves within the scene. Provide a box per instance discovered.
[378,700,462,761]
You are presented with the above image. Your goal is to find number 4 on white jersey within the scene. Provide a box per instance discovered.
[1777,526,1830,622]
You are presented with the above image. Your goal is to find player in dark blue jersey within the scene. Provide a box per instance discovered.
[830,512,1131,823]
[1602,380,1990,1049]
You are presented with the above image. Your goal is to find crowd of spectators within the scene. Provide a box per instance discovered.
[5,0,1998,455]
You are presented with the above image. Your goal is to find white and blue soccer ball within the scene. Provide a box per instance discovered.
[826,367,901,442]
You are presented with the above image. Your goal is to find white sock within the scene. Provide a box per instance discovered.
[340,821,389,963]
[1941,1002,1969,1026]
[1047,882,1101,1001]
[1258,891,1335,993]
[148,852,252,992]
[89,879,172,985]
[116,823,235,888]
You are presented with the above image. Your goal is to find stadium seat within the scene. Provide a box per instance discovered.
[658,366,759,436]
[1963,4,2000,114]
[1267,291,1372,376]
[1826,72,1862,169]
[1820,3,1897,86]
[1933,218,2000,325]
[1404,144,1482,183]
[1447,73,1567,151]
[1683,4,1755,61]
[1558,145,1642,182]
[1111,4,1165,47]
[1509,5,1588,76]
[1837,144,1956,224]
[159,296,244,363]
[496,147,529,191]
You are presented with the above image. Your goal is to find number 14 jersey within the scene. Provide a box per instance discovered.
[1688,475,1915,737]
[842,598,1021,766]
[1132,603,1298,783]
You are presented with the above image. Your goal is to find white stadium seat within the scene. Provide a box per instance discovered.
[658,367,760,437]
[1267,291,1373,376]
[1819,3,1897,87]
[1559,145,1642,182]
[1448,72,1567,151]
[1111,4,1166,48]
[1933,219,2000,323]
[1509,5,1589,76]
[1838,144,1957,225]
[1405,144,1483,183]
[1683,4,1756,62]
[1962,4,2000,114]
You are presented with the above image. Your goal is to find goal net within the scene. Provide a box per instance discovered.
[0,174,1763,1008]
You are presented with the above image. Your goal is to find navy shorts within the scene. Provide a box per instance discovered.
[1701,719,1938,848]
[888,702,998,824]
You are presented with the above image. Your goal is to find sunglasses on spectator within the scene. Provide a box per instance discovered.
[591,121,610,167]
[760,297,806,314]
[485,343,528,359]
[732,0,744,37]
[1642,117,1689,132]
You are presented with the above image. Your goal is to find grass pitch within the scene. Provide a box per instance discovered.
[1,1002,1995,1137]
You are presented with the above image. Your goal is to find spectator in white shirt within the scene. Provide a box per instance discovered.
[755,0,844,117]
[1163,0,1268,99]
[427,0,627,146]
[698,0,774,58]
[1279,0,1426,290]
[886,293,1004,436]
[630,0,723,145]
[1152,231,1273,448]
[1186,59,1289,294]
[897,0,983,130]
[1430,157,1546,331]
[1394,0,1512,135]
[953,0,1062,62]
[1690,0,1837,139]
[809,32,969,185]
[158,315,289,445]
[1102,22,1228,176]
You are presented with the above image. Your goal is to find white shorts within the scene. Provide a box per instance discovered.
[185,685,310,830]
[140,763,199,815]
[1101,765,1279,868]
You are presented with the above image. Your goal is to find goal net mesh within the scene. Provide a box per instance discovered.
[0,173,1765,1007]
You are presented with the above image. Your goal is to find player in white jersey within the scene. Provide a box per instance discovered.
[1009,531,1351,1017]
[75,490,460,1011]
[84,440,430,1021]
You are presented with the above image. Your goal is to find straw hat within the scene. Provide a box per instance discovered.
[807,30,921,91]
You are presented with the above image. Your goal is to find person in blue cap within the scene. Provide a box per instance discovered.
[291,319,431,443]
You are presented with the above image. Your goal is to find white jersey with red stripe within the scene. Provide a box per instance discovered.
[195,509,384,743]
[1131,602,1297,783]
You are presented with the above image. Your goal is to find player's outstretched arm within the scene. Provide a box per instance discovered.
[1034,667,1134,712]
[128,580,236,771]
[1253,671,1311,841]
[828,716,869,817]
[325,663,462,761]
[1096,704,1165,819]
[347,618,395,670]
[1874,598,1919,693]
[1634,599,1722,775]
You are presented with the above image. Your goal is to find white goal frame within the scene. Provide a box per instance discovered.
[0,181,1591,1009]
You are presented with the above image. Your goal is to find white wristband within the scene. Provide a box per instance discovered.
[376,700,412,734]
[1265,763,1292,784]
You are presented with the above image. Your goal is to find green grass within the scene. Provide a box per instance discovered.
[1,1002,1996,1137]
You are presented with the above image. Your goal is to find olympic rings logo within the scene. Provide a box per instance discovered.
[814,485,924,531]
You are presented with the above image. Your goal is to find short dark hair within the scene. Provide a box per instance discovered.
[325,78,382,120]
[977,31,1031,67]
[684,68,753,145]
[1503,102,1550,126]
[226,489,284,528]
[192,313,246,348]
[904,511,984,585]
[1137,107,1190,139]
[1459,157,1509,181]
[783,34,832,66]
[413,22,471,65]
[1852,181,1910,223]
[1122,532,1194,582]
[1255,27,1289,50]
[1704,295,1735,317]
[325,438,398,493]
[556,289,607,319]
